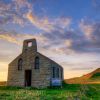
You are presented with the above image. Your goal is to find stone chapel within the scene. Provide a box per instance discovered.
[7,39,63,88]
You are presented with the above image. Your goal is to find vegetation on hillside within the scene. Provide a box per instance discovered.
[65,68,100,84]
[91,72,100,79]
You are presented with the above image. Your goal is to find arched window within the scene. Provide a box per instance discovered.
[35,57,39,69]
[18,58,23,70]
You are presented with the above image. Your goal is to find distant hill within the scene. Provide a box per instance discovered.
[0,81,6,86]
[65,68,100,84]
[91,72,100,79]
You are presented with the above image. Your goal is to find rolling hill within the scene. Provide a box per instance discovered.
[65,68,100,84]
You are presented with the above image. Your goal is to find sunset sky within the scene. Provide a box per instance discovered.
[0,0,100,81]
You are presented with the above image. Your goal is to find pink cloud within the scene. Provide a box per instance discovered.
[79,19,94,38]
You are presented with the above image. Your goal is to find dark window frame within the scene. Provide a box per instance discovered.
[61,68,63,79]
[52,67,55,78]
[56,67,59,78]
[18,58,23,70]
[34,57,39,69]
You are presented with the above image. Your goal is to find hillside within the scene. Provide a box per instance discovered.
[91,72,100,79]
[65,68,100,84]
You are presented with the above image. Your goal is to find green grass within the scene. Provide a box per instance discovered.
[0,83,100,100]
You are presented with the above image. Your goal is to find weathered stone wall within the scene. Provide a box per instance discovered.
[7,54,25,87]
[31,53,51,88]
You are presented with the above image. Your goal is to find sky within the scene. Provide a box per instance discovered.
[0,0,100,81]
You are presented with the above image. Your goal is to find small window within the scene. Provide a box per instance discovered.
[52,67,56,78]
[56,68,59,78]
[35,57,39,69]
[52,67,60,78]
[61,68,63,79]
[28,42,32,47]
[18,58,23,70]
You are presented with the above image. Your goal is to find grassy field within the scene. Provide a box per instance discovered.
[0,83,100,100]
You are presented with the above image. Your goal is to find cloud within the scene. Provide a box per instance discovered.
[54,17,71,29]
[0,0,34,26]
[71,67,94,70]
[26,11,54,32]
[79,19,94,38]
[40,18,100,54]
[0,18,100,55]
[0,30,20,45]
[79,19,100,45]
[41,29,83,54]
[0,29,74,57]
[79,19,100,49]
[0,0,99,55]
[61,56,100,71]
[12,0,32,9]
[92,0,100,10]
[26,11,71,32]
[65,40,72,47]
[0,0,71,31]
[92,22,100,45]
[0,29,48,45]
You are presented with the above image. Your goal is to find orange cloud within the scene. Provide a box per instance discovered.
[0,34,20,45]
[26,11,54,32]
[0,30,47,45]
[26,11,71,32]
[65,40,72,47]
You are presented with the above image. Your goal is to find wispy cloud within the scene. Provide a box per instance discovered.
[0,30,20,45]
[0,29,47,45]
[79,19,94,38]
[26,11,54,32]
[0,0,71,31]
[26,11,71,32]
[92,0,100,10]
[0,18,100,55]
[0,0,34,26]
[79,19,100,49]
